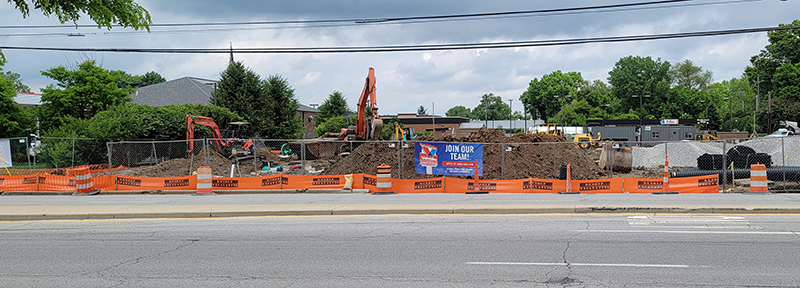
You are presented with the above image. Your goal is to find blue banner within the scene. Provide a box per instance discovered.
[415,142,483,176]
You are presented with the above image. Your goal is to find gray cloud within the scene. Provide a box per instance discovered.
[2,0,799,115]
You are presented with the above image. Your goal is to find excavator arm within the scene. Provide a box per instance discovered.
[186,114,225,153]
[355,67,382,140]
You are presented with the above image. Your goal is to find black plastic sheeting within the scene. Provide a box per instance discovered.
[672,167,800,183]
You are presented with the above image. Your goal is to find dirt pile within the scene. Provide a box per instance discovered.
[324,128,604,180]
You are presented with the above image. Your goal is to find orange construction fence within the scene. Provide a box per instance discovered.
[0,173,720,193]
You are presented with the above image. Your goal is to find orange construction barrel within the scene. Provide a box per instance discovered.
[73,165,99,196]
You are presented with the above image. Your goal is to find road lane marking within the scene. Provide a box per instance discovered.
[573,229,798,235]
[467,262,689,268]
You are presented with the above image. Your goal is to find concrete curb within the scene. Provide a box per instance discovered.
[2,204,800,221]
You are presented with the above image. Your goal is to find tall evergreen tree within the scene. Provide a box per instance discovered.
[317,90,351,125]
[262,75,301,139]
[215,61,266,135]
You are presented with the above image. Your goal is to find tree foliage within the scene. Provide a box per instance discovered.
[0,71,31,93]
[39,60,134,131]
[215,61,266,134]
[608,55,671,120]
[670,59,713,90]
[520,70,585,120]
[417,105,427,116]
[316,91,351,125]
[472,93,510,120]
[8,0,151,30]
[0,77,33,137]
[445,105,471,118]
[140,71,166,86]
[262,75,302,139]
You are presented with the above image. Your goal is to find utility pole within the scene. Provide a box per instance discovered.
[632,95,651,127]
[508,99,513,131]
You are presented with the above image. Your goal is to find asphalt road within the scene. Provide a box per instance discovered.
[1,214,799,287]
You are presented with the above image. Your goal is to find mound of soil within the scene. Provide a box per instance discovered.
[324,128,604,180]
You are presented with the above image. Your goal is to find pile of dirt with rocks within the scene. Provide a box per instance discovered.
[323,128,604,180]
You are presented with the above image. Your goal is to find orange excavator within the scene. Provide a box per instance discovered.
[341,67,383,140]
[186,114,255,158]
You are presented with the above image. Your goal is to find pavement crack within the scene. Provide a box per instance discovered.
[81,240,199,277]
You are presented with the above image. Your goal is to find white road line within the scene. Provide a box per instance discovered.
[573,229,798,235]
[467,262,689,268]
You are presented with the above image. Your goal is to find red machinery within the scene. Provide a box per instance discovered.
[343,67,383,140]
[186,114,254,158]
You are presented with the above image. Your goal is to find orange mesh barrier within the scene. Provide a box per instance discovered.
[94,175,116,191]
[444,177,531,193]
[571,178,624,194]
[114,175,196,191]
[209,175,284,190]
[392,177,445,193]
[280,175,347,190]
[0,175,38,191]
[359,174,375,192]
[624,175,718,194]
[529,178,565,194]
[37,174,75,191]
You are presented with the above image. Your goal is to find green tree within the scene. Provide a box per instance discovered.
[315,116,348,136]
[8,0,151,30]
[773,62,800,102]
[0,77,33,137]
[519,71,586,120]
[3,0,152,62]
[262,75,302,139]
[608,55,671,121]
[317,91,351,125]
[446,105,471,118]
[472,93,510,120]
[215,61,266,134]
[670,59,713,90]
[39,60,134,131]
[0,71,32,93]
[417,105,427,116]
[140,71,166,86]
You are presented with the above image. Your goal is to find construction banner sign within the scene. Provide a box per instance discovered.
[415,142,483,176]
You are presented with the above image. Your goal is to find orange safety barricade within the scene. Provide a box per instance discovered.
[750,164,768,193]
[570,178,624,194]
[93,175,116,191]
[444,177,531,193]
[114,175,196,191]
[209,176,285,190]
[530,178,565,194]
[280,174,347,190]
[0,175,38,192]
[624,175,718,193]
[37,174,75,191]
[392,177,445,193]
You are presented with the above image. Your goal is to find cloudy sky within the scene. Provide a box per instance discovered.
[2,0,798,115]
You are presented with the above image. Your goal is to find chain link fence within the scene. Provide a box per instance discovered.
[8,135,800,192]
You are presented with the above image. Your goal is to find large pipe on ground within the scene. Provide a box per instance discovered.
[672,166,800,183]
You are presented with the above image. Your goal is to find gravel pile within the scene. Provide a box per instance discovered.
[632,136,800,168]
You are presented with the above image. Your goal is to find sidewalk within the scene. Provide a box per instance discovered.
[2,192,800,221]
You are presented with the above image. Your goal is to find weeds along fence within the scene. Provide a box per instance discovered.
[1,137,108,175]
[6,136,800,191]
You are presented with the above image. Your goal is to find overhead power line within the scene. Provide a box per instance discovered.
[0,25,796,54]
[0,0,699,29]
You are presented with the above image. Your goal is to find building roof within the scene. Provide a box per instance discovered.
[14,92,42,108]
[131,76,216,107]
[459,122,485,129]
[297,103,319,113]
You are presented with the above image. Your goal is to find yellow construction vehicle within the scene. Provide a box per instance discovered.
[393,122,416,140]
[573,132,602,149]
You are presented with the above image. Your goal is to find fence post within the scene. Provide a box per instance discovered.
[152,140,159,177]
[552,142,557,178]
[501,143,505,180]
[106,141,113,175]
[782,137,786,191]
[397,140,402,179]
[204,139,209,167]
[301,140,306,176]
[722,140,727,192]
[71,138,76,168]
